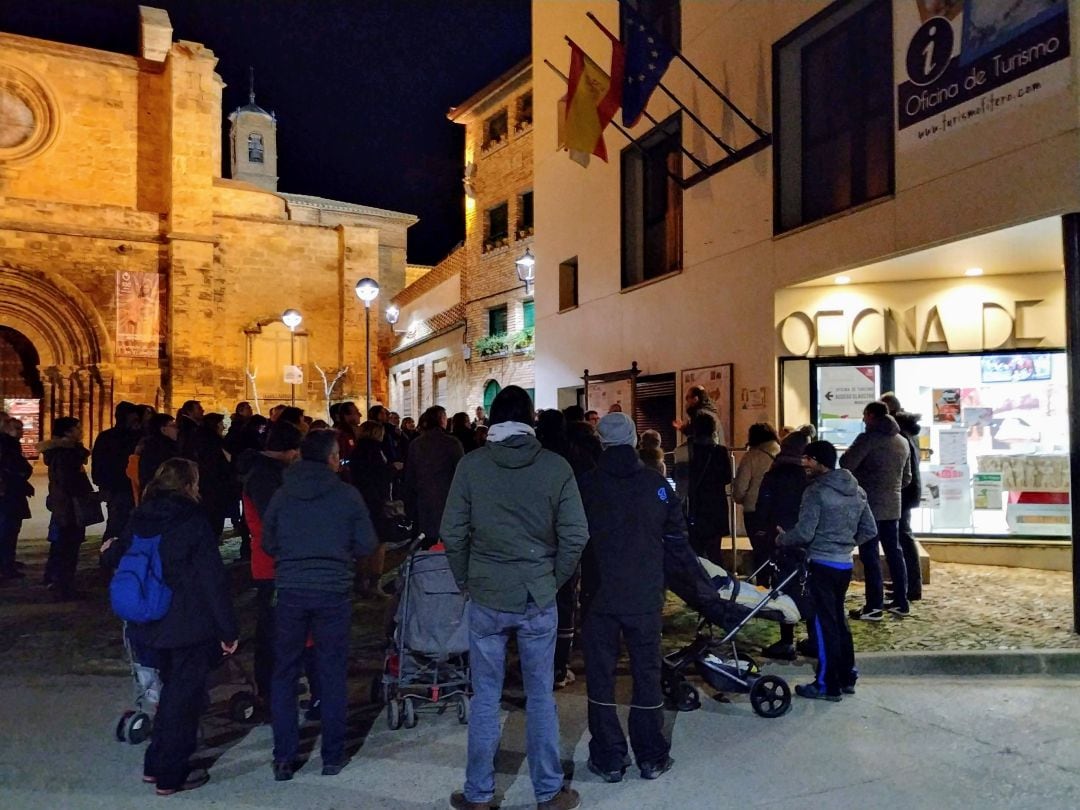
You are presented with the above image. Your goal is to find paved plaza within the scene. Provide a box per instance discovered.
[0,674,1077,809]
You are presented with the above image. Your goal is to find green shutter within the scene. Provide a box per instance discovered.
[523,300,535,330]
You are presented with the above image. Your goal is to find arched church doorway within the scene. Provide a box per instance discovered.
[0,326,45,458]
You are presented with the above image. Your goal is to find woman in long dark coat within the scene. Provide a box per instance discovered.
[684,410,733,565]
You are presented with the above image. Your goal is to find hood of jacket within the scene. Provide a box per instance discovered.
[867,414,901,437]
[41,438,89,466]
[486,433,543,469]
[129,493,202,539]
[773,451,806,468]
[598,444,645,478]
[237,448,288,478]
[816,468,860,496]
[280,459,340,501]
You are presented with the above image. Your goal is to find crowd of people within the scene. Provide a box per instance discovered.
[0,383,920,807]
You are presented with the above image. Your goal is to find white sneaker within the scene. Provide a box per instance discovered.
[554,670,576,689]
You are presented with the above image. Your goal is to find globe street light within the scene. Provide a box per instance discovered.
[515,247,535,295]
[281,308,303,406]
[354,278,380,411]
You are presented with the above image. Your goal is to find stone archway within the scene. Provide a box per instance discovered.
[0,263,114,441]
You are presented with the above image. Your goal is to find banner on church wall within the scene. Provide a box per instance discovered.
[116,271,161,359]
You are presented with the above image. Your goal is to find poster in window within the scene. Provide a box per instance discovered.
[932,387,976,423]
[587,378,633,416]
[680,364,733,447]
[979,353,1051,383]
[116,271,162,358]
[973,472,1003,509]
[929,464,972,529]
[893,0,1070,149]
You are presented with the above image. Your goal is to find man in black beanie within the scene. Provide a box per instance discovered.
[777,440,877,701]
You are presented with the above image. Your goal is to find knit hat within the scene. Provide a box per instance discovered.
[597,412,637,447]
[803,440,837,469]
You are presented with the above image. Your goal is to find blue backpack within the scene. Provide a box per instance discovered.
[110,534,173,623]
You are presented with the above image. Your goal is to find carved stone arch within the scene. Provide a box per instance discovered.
[0,262,111,367]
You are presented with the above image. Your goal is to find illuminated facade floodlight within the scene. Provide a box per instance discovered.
[385,304,400,325]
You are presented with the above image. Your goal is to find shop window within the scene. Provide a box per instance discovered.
[247,132,264,163]
[621,0,681,50]
[559,257,579,312]
[483,109,508,150]
[484,202,509,251]
[774,0,893,233]
[522,300,535,330]
[488,305,508,337]
[517,190,534,237]
[516,93,533,131]
[621,115,682,288]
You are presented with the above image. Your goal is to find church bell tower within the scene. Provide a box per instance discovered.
[228,69,278,191]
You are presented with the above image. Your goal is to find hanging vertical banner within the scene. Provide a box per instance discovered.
[116,271,161,358]
[894,0,1070,150]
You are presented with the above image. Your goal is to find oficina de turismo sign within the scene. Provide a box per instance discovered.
[894,0,1071,149]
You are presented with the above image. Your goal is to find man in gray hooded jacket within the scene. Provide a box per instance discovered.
[778,440,876,701]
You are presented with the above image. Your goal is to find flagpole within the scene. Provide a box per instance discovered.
[544,58,689,187]
[560,39,707,171]
[612,0,770,139]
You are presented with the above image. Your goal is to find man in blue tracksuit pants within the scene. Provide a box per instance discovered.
[777,441,877,701]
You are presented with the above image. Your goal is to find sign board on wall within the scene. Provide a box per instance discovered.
[586,378,632,415]
[894,0,1071,150]
[116,271,162,358]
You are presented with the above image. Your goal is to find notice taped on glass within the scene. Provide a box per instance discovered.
[894,0,1071,150]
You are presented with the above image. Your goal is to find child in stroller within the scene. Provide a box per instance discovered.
[661,541,806,718]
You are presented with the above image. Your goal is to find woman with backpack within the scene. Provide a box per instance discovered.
[103,458,238,795]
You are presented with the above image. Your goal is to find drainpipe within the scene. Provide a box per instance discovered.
[1061,213,1080,634]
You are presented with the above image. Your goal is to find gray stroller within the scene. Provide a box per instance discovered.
[372,541,471,730]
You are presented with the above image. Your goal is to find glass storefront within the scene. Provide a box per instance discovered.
[784,349,1071,538]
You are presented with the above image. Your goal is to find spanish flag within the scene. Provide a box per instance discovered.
[560,38,624,167]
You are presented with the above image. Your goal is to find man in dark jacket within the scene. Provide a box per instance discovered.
[895,411,923,602]
[237,421,304,705]
[441,386,588,810]
[92,401,141,540]
[403,406,463,545]
[778,441,877,702]
[840,401,912,620]
[578,412,685,783]
[137,413,180,495]
[262,430,377,781]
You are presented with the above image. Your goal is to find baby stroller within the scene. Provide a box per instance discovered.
[662,542,805,719]
[115,623,161,744]
[372,538,471,730]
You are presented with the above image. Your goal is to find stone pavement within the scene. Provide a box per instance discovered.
[0,674,1076,809]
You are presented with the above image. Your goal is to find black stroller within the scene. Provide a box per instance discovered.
[662,541,805,718]
[372,538,471,730]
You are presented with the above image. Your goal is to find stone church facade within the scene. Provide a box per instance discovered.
[0,7,415,447]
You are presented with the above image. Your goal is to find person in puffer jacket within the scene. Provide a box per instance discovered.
[778,441,876,702]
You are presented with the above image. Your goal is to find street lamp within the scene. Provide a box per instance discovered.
[385,304,400,326]
[281,308,302,406]
[515,247,535,295]
[355,278,380,411]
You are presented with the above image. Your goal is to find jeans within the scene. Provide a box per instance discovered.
[582,609,667,771]
[464,599,563,804]
[44,518,85,594]
[255,582,319,703]
[857,519,908,611]
[806,563,856,696]
[898,509,923,599]
[271,589,351,766]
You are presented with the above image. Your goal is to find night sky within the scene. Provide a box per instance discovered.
[0,1,531,265]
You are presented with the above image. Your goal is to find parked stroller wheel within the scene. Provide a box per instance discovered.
[661,672,680,699]
[369,674,384,705]
[456,694,470,725]
[749,675,791,718]
[115,710,135,742]
[127,711,153,744]
[403,697,418,729]
[229,692,257,723]
[676,682,701,712]
[387,699,403,731]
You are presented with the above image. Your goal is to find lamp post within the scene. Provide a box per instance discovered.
[515,247,535,295]
[281,308,302,406]
[355,278,380,411]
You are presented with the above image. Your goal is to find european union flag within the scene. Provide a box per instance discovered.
[621,5,676,127]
